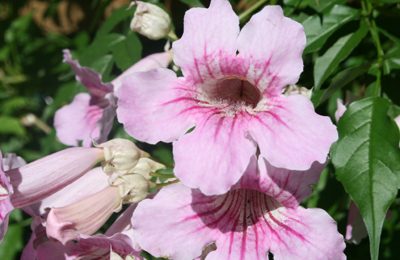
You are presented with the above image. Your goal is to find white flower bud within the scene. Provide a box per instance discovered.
[99,138,146,175]
[284,85,312,99]
[130,1,171,40]
[113,173,150,204]
[132,157,165,179]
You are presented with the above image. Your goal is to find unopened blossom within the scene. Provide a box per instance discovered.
[55,50,172,147]
[284,85,312,99]
[117,0,338,195]
[132,157,346,259]
[100,138,147,176]
[130,1,172,40]
[46,157,163,244]
[0,147,102,242]
[22,205,141,260]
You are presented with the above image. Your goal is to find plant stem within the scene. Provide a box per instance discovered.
[361,0,383,97]
[239,0,269,22]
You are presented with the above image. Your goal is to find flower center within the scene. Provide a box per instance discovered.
[207,77,261,108]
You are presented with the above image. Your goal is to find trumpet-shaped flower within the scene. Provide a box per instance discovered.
[55,50,171,147]
[131,157,345,260]
[116,0,338,195]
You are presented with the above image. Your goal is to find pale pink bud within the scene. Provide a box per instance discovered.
[46,186,121,244]
[6,147,104,208]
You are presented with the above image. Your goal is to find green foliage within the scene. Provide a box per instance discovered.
[313,24,368,89]
[332,97,400,260]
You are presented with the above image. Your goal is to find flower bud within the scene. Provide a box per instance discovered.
[113,174,150,204]
[99,139,146,176]
[284,85,312,99]
[131,157,165,179]
[130,1,171,40]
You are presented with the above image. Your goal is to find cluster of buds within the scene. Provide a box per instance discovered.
[0,138,165,247]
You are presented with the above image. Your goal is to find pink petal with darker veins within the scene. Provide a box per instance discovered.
[237,6,306,96]
[132,183,345,260]
[248,95,337,171]
[172,0,239,82]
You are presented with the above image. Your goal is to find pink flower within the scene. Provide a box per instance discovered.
[55,50,172,147]
[116,0,338,195]
[131,157,346,259]
[22,205,141,260]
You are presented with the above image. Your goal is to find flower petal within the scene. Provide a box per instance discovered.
[116,69,195,144]
[237,6,306,94]
[132,183,345,260]
[21,217,67,260]
[54,93,105,147]
[335,99,347,122]
[63,49,112,98]
[112,52,172,91]
[46,186,121,244]
[173,114,256,195]
[258,158,324,207]
[249,95,337,171]
[237,157,324,208]
[172,0,239,81]
[66,233,141,260]
[24,167,109,217]
[132,184,217,260]
[268,207,346,260]
[7,147,103,208]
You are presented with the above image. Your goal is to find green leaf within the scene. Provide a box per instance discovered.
[110,32,142,70]
[96,7,135,37]
[179,0,203,7]
[0,224,24,259]
[311,64,370,106]
[0,116,26,136]
[313,24,368,89]
[303,5,359,54]
[331,97,400,260]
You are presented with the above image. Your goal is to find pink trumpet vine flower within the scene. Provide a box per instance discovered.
[22,205,141,260]
[0,147,103,241]
[132,157,346,260]
[116,0,338,195]
[54,49,172,147]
